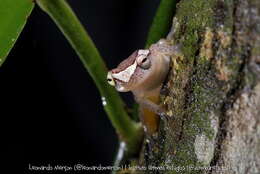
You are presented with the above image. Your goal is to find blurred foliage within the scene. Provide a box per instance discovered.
[145,0,176,48]
[0,0,34,67]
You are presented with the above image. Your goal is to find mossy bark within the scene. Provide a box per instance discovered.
[136,0,260,173]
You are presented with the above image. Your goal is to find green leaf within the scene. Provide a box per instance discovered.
[145,0,177,48]
[0,0,34,67]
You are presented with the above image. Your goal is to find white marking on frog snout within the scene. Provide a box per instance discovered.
[112,61,137,82]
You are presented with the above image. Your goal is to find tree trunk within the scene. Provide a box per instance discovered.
[138,0,260,173]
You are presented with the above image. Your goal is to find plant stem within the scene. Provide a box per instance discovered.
[36,0,142,154]
[145,0,177,48]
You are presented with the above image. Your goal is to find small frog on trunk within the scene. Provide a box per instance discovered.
[107,39,180,135]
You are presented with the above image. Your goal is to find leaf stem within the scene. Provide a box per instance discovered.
[36,0,142,154]
[145,0,177,48]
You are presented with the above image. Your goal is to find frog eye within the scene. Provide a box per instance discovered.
[136,54,151,69]
[136,49,151,69]
[107,72,115,86]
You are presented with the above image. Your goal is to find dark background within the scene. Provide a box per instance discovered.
[1,0,160,173]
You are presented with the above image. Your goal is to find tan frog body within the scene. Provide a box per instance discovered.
[107,39,179,135]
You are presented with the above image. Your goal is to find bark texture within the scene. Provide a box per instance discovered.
[138,0,260,173]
